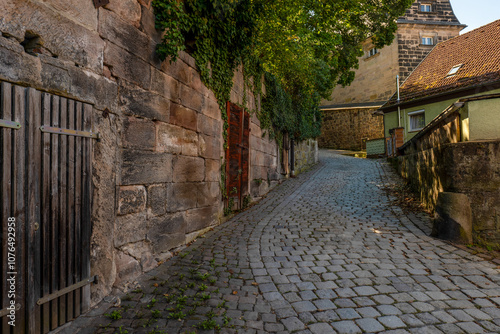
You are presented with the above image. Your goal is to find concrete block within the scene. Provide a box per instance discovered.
[172,156,205,182]
[122,116,156,150]
[117,185,147,216]
[431,192,472,244]
[121,149,173,185]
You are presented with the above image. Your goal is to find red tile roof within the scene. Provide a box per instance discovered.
[384,19,500,108]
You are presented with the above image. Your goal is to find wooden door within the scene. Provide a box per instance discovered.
[226,102,250,210]
[0,81,96,333]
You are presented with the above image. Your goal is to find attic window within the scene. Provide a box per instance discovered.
[420,3,432,12]
[421,36,434,45]
[447,64,463,77]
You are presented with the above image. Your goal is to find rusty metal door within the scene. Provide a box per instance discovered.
[0,81,96,333]
[226,102,250,210]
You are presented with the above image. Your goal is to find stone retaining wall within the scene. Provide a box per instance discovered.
[318,108,384,150]
[399,140,500,248]
[294,139,319,174]
[0,0,281,303]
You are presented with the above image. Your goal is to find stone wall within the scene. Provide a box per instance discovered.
[399,140,500,248]
[318,108,384,150]
[397,24,462,81]
[249,115,280,200]
[294,139,319,174]
[0,0,281,304]
[322,40,398,106]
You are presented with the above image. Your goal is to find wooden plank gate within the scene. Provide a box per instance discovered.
[226,102,250,209]
[0,81,96,333]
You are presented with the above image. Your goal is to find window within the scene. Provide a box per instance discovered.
[408,110,425,132]
[367,48,379,58]
[420,3,432,12]
[421,37,433,45]
[447,64,463,77]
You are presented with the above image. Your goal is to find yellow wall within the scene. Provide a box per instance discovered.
[384,89,500,142]
[322,39,399,106]
[469,97,500,141]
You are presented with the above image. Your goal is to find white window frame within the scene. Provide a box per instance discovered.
[367,47,379,58]
[421,36,434,45]
[420,3,432,12]
[447,64,463,77]
[408,110,425,132]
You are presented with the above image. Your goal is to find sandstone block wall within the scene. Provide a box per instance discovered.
[294,139,319,174]
[397,24,462,81]
[322,40,398,106]
[318,108,384,150]
[399,140,500,248]
[0,0,282,304]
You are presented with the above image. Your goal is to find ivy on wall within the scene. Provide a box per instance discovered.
[152,0,413,142]
[153,0,261,147]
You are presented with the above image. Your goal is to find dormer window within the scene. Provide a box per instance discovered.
[421,36,434,45]
[367,48,379,58]
[447,64,463,77]
[420,3,432,12]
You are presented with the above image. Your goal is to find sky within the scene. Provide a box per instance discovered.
[450,0,500,33]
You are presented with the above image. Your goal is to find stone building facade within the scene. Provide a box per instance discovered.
[318,0,465,150]
[0,0,316,319]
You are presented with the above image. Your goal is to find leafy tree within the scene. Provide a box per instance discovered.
[152,0,413,140]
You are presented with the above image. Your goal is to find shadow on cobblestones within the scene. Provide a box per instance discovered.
[57,150,500,334]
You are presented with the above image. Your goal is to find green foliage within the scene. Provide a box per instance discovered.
[153,0,261,147]
[152,0,413,140]
[105,310,122,320]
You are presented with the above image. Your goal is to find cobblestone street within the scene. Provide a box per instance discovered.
[62,150,500,334]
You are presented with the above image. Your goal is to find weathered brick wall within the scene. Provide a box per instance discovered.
[399,140,500,248]
[0,0,281,303]
[318,108,384,150]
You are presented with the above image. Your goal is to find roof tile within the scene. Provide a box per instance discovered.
[385,19,500,106]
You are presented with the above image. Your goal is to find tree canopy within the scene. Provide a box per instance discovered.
[153,0,413,140]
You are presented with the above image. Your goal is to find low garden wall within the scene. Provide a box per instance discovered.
[399,140,500,248]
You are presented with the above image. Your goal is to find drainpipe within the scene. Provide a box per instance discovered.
[290,138,295,177]
[397,75,401,127]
